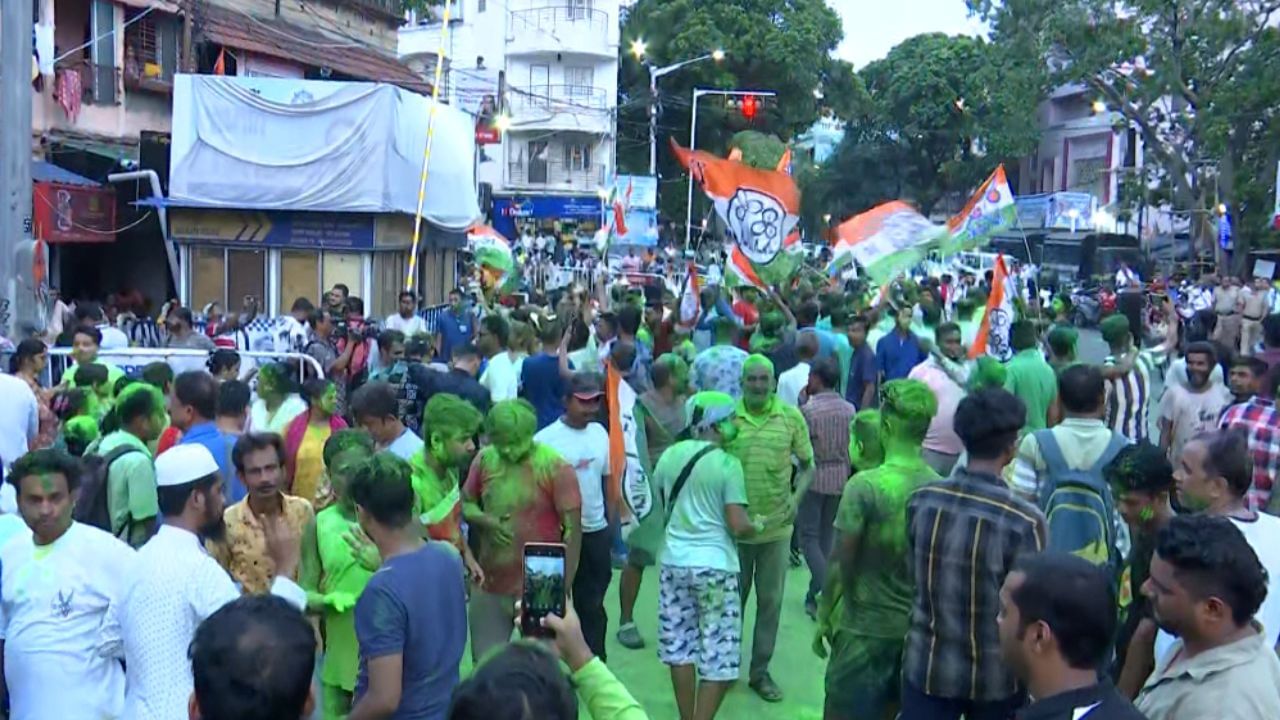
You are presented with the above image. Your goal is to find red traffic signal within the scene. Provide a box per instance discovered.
[741,95,758,120]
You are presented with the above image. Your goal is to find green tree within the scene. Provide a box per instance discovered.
[969,0,1280,264]
[617,0,854,226]
[807,33,1043,230]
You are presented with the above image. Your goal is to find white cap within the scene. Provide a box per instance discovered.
[155,444,220,488]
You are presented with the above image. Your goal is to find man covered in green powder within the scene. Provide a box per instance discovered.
[462,399,582,662]
[726,353,814,702]
[409,393,485,583]
[299,430,379,719]
[820,379,940,720]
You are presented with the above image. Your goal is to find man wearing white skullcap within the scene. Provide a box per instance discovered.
[107,444,307,720]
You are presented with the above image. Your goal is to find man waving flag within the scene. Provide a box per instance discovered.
[969,254,1016,361]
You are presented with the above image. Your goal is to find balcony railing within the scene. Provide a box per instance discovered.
[510,85,609,113]
[123,58,174,95]
[55,59,121,106]
[344,0,404,21]
[508,160,607,191]
[507,6,610,53]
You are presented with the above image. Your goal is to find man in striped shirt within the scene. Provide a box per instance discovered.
[1100,313,1176,443]
[902,388,1047,719]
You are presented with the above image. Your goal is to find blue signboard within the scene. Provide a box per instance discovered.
[171,210,376,250]
[491,195,605,240]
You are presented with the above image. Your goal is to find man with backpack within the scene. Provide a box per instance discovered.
[654,391,763,720]
[1011,364,1127,569]
[82,383,168,548]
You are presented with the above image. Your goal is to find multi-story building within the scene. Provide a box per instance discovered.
[31,0,427,308]
[400,0,619,242]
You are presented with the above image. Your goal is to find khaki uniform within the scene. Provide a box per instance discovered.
[1213,285,1242,352]
[1241,287,1270,355]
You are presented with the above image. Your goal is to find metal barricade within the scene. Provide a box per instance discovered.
[44,347,324,388]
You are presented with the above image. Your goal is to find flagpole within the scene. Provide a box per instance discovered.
[404,1,453,292]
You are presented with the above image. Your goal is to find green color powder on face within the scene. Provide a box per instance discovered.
[38,473,56,494]
[1139,505,1155,523]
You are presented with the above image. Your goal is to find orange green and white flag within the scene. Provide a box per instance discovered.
[676,261,701,328]
[969,253,1016,361]
[827,201,945,283]
[670,139,801,288]
[941,165,1017,256]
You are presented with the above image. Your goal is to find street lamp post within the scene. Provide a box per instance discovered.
[636,47,724,176]
[683,87,777,251]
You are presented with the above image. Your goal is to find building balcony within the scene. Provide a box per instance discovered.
[343,0,404,23]
[508,85,611,133]
[54,59,121,106]
[508,160,607,192]
[507,6,614,58]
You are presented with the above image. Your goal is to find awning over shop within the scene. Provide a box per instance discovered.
[197,3,431,95]
[32,163,117,243]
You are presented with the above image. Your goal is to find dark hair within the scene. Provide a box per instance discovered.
[190,595,317,720]
[378,328,406,352]
[1192,429,1253,498]
[345,296,365,316]
[170,306,195,327]
[348,453,416,528]
[1011,553,1116,670]
[481,315,510,348]
[7,448,82,493]
[301,378,334,407]
[1010,320,1037,351]
[10,338,46,373]
[142,361,175,391]
[1184,340,1218,366]
[232,432,285,474]
[452,342,480,361]
[102,383,163,434]
[1155,514,1268,626]
[609,341,637,374]
[954,388,1026,460]
[934,322,961,342]
[849,314,869,331]
[795,300,820,327]
[323,429,376,468]
[207,349,241,376]
[156,471,219,517]
[309,307,335,329]
[350,381,398,420]
[809,356,841,391]
[75,301,104,323]
[290,296,315,314]
[795,330,820,361]
[70,320,101,351]
[1264,314,1280,349]
[51,387,90,421]
[1232,355,1269,378]
[616,305,642,336]
[1058,364,1105,415]
[1104,441,1173,495]
[447,642,578,720]
[75,362,109,388]
[113,376,136,397]
[175,370,218,420]
[217,380,251,418]
[537,317,562,345]
[399,290,417,304]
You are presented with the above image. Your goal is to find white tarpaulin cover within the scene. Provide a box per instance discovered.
[169,74,478,230]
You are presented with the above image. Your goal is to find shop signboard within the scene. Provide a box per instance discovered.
[32,182,116,243]
[171,209,375,249]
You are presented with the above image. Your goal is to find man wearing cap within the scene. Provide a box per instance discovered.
[534,372,613,661]
[726,354,815,702]
[656,391,763,720]
[110,444,306,720]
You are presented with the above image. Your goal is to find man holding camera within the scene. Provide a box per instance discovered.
[306,308,359,419]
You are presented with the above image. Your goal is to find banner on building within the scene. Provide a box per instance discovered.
[32,182,116,243]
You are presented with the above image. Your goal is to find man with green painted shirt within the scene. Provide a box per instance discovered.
[819,379,940,720]
[299,430,378,720]
[92,382,167,547]
[725,354,814,703]
[1003,320,1058,434]
[410,392,485,583]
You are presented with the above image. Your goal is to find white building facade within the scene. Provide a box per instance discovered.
[400,0,619,242]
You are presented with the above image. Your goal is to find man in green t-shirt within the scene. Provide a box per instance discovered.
[819,378,940,720]
[1003,320,1058,434]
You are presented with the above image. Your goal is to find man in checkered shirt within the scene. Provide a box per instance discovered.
[1219,355,1280,513]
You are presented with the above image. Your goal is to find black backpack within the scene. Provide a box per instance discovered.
[74,445,144,537]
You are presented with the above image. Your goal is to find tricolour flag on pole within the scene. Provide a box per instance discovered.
[676,261,701,328]
[828,201,945,283]
[670,139,801,288]
[607,364,652,536]
[467,223,513,288]
[968,254,1016,361]
[612,178,632,238]
[777,147,793,176]
[941,165,1017,256]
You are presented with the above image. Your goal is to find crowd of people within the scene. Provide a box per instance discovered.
[0,256,1278,720]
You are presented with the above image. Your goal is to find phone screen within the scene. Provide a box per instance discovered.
[521,543,567,638]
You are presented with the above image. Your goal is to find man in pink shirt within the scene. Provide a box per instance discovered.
[908,323,968,476]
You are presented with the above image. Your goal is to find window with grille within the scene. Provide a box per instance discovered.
[565,66,593,98]
[564,142,592,171]
[566,0,593,19]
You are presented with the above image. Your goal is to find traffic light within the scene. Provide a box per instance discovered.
[741,94,758,121]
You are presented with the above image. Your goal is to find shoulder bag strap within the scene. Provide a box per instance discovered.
[665,445,718,516]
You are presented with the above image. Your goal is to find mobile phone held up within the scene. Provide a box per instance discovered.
[521,542,567,639]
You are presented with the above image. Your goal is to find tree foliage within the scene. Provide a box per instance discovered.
[616,0,855,224]
[969,0,1280,260]
[803,33,1044,233]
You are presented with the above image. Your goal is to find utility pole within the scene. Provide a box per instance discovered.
[648,66,658,176]
[1,0,36,338]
